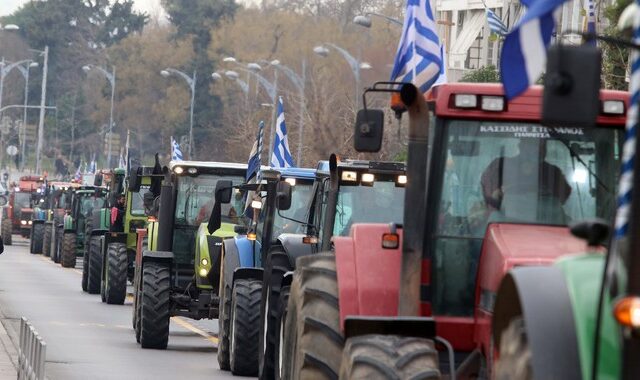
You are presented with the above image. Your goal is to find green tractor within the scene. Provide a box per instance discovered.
[57,186,107,269]
[94,166,155,304]
[39,182,78,258]
[131,161,246,349]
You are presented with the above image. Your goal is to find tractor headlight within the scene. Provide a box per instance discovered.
[28,221,32,225]
[285,178,296,186]
[174,166,184,175]
[198,268,209,277]
[21,220,27,225]
[187,167,198,175]
[201,258,209,266]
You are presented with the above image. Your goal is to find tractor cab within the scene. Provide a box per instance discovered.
[309,159,406,252]
[4,175,46,239]
[30,181,77,255]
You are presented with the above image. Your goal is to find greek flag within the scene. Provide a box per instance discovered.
[88,159,96,174]
[270,97,295,168]
[614,4,640,238]
[390,0,442,93]
[500,0,566,100]
[486,9,508,36]
[171,136,183,161]
[246,121,265,181]
[74,163,82,181]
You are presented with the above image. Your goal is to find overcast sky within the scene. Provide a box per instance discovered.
[0,0,258,17]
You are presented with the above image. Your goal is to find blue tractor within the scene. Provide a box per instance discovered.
[209,167,316,376]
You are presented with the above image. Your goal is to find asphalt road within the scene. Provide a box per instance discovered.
[0,236,248,380]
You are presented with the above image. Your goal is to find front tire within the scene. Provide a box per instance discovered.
[43,224,52,257]
[104,242,128,305]
[494,317,532,380]
[282,254,343,380]
[139,262,170,349]
[259,249,292,380]
[30,223,45,254]
[53,227,62,263]
[218,278,232,370]
[61,233,77,268]
[87,236,103,294]
[2,218,12,246]
[339,335,441,380]
[274,285,290,380]
[230,279,262,376]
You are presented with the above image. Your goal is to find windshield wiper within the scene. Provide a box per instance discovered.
[547,127,610,194]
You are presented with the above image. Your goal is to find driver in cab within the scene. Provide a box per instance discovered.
[480,138,572,214]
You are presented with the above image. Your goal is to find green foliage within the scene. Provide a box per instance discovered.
[460,65,501,83]
[602,0,632,90]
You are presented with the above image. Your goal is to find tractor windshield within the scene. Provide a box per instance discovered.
[14,192,31,209]
[333,178,405,236]
[431,119,621,316]
[130,185,150,216]
[271,180,314,239]
[174,174,245,227]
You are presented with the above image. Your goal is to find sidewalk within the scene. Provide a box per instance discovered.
[0,320,17,378]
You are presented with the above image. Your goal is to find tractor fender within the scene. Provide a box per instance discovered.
[232,267,264,284]
[142,250,174,264]
[334,224,403,331]
[276,233,313,268]
[492,266,581,380]
[221,236,261,287]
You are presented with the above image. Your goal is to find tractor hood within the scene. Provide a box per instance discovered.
[477,223,589,296]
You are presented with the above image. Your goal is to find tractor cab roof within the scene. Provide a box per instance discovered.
[169,160,247,176]
[275,167,316,180]
[316,159,405,175]
[427,83,628,127]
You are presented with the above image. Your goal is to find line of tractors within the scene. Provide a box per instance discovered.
[8,47,640,380]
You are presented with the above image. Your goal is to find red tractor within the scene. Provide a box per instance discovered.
[280,82,627,378]
[2,175,46,244]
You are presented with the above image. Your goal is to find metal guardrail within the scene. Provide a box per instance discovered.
[17,317,46,380]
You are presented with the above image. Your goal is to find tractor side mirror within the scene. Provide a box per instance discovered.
[129,166,142,192]
[207,180,233,234]
[276,181,292,211]
[354,109,384,152]
[94,173,103,187]
[542,44,601,128]
[570,219,610,247]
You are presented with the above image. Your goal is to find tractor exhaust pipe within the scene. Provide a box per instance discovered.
[320,154,340,252]
[398,84,430,317]
[156,180,175,252]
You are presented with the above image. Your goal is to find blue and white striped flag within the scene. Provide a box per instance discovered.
[586,0,596,44]
[171,136,183,161]
[614,5,640,239]
[74,163,82,181]
[486,9,509,36]
[88,158,96,174]
[500,0,567,100]
[390,0,442,93]
[270,97,295,168]
[246,121,265,181]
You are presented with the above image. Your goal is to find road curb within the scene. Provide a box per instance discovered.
[0,309,18,377]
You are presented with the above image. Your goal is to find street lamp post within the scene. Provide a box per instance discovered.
[83,64,116,168]
[161,68,196,159]
[14,62,39,170]
[313,43,371,107]
[353,12,403,28]
[259,59,307,165]
[34,45,49,175]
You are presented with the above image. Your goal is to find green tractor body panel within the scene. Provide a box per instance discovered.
[63,214,73,230]
[147,220,159,252]
[556,254,621,380]
[124,175,152,250]
[195,222,237,289]
[95,208,111,233]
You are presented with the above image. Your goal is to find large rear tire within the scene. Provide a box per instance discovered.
[274,285,290,380]
[30,223,45,254]
[339,335,441,380]
[53,227,62,263]
[61,233,77,268]
[2,218,12,246]
[494,317,532,380]
[259,249,292,380]
[104,242,128,305]
[282,254,343,380]
[87,236,103,294]
[139,262,170,349]
[133,267,142,343]
[230,279,262,376]
[43,224,52,257]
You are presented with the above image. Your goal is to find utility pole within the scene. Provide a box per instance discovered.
[35,45,48,174]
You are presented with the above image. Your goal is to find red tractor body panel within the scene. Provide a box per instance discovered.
[335,223,591,354]
[334,224,403,331]
[473,223,588,357]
